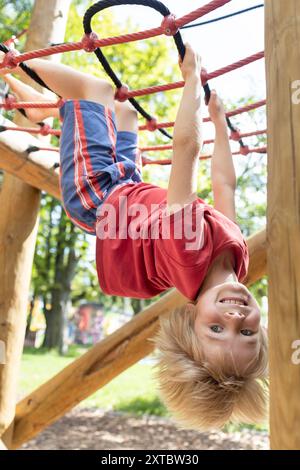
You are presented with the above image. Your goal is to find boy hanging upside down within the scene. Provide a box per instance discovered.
[0,43,267,430]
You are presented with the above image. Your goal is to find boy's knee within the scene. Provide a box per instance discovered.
[115,101,138,132]
[83,79,114,108]
[115,100,137,115]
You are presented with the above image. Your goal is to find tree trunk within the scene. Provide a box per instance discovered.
[0,0,71,447]
[25,294,36,339]
[131,298,146,315]
[43,216,78,352]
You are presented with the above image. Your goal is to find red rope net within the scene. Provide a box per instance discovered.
[0,0,266,165]
[0,0,231,68]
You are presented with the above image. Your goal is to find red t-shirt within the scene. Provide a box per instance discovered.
[95,182,249,301]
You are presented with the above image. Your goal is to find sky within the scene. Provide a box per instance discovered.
[113,0,266,104]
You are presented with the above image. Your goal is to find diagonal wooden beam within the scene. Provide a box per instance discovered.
[10,228,266,449]
[0,117,60,199]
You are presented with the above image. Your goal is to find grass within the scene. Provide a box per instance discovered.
[19,346,268,432]
[19,346,168,417]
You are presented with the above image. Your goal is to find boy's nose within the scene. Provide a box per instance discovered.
[224,311,245,321]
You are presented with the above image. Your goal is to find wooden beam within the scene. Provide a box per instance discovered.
[0,0,70,449]
[0,440,7,451]
[0,118,60,199]
[10,229,266,449]
[265,0,300,450]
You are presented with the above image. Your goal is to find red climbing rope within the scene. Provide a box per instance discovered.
[0,98,63,110]
[139,100,266,130]
[0,99,266,140]
[143,146,267,166]
[26,145,267,161]
[140,129,267,152]
[175,0,231,28]
[126,51,264,99]
[0,124,61,137]
[0,0,231,69]
[0,50,264,105]
[0,100,266,139]
[214,99,266,120]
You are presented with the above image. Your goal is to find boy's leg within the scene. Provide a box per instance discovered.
[14,58,115,110]
[15,60,117,233]
[115,101,142,180]
[115,100,138,133]
[0,50,114,109]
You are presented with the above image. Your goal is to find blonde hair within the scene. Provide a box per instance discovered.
[153,305,268,431]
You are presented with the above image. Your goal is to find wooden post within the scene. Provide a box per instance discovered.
[0,440,7,451]
[265,0,300,450]
[0,118,60,199]
[0,0,70,448]
[10,231,266,449]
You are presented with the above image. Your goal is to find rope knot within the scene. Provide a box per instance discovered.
[145,118,158,132]
[230,129,241,141]
[1,48,20,69]
[39,123,51,136]
[3,94,17,110]
[161,14,178,36]
[81,32,99,52]
[56,97,66,108]
[240,145,250,155]
[114,84,129,102]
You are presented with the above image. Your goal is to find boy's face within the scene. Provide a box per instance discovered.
[194,282,261,374]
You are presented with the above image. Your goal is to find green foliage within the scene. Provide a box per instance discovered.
[116,396,167,417]
[0,0,33,43]
[20,347,166,416]
[33,195,87,301]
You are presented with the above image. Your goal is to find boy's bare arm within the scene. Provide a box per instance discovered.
[167,44,202,210]
[209,91,236,222]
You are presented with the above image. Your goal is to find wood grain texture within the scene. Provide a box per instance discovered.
[0,439,7,451]
[0,0,70,448]
[0,119,60,199]
[11,230,266,449]
[265,0,300,450]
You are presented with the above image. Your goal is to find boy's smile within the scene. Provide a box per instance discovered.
[195,281,261,374]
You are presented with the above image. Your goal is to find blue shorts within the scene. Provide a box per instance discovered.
[59,99,142,235]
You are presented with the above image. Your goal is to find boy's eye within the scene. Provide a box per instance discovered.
[241,329,253,336]
[210,325,223,333]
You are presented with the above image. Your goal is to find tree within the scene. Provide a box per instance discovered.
[30,0,181,351]
[0,0,33,43]
[0,0,33,187]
